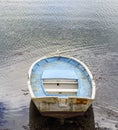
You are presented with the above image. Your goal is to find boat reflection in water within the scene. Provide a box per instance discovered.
[29,100,95,130]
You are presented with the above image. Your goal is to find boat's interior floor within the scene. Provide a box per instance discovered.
[30,57,92,98]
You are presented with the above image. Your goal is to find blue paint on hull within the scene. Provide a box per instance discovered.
[30,56,92,98]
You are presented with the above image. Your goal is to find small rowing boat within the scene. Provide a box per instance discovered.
[28,55,95,119]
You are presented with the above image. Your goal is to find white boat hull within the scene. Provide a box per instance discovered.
[32,97,94,118]
[28,55,96,119]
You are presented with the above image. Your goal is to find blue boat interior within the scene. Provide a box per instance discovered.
[30,56,92,98]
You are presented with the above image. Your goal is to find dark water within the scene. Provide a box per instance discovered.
[0,0,118,129]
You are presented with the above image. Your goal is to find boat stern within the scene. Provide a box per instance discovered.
[32,97,94,119]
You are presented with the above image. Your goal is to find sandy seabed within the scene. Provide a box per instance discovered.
[0,49,118,130]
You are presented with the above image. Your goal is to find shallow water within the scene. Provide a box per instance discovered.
[0,0,118,129]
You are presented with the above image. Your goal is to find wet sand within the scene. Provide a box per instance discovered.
[0,49,118,130]
[0,0,118,130]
